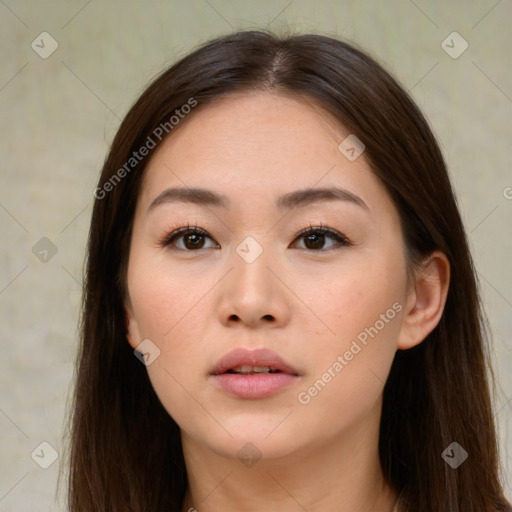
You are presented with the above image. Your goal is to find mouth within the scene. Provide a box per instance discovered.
[225,365,284,374]
[210,348,300,399]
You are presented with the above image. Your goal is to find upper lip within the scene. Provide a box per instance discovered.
[210,348,300,376]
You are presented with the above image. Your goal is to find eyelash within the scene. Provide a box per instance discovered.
[158,222,352,252]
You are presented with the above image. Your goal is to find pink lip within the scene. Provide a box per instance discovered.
[210,348,300,399]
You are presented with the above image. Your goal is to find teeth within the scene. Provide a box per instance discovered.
[231,365,276,374]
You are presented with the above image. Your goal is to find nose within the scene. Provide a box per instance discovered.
[217,241,292,329]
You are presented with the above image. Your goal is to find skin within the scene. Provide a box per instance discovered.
[124,91,450,512]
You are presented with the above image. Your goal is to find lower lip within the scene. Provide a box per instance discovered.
[211,373,298,399]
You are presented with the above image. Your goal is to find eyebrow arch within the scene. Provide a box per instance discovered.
[277,187,368,211]
[147,186,369,213]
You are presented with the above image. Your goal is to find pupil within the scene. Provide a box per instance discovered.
[185,233,204,249]
[306,233,324,249]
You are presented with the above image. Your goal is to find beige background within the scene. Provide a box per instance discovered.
[0,0,511,509]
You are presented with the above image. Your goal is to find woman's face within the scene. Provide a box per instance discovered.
[125,91,411,462]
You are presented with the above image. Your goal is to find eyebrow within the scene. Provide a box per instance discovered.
[147,186,369,213]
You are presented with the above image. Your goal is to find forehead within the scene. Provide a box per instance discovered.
[137,91,385,214]
[149,90,346,165]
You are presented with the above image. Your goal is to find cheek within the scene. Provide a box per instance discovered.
[128,255,214,341]
[292,254,405,421]
[127,258,217,424]
[295,250,406,351]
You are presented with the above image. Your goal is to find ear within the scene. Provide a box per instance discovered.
[397,250,450,350]
[124,297,142,350]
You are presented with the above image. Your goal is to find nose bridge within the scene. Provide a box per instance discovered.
[232,233,274,296]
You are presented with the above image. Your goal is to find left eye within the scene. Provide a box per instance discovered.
[160,225,351,252]
[291,226,351,251]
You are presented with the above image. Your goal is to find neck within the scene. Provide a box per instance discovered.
[180,400,397,512]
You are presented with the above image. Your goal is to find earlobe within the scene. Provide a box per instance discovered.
[124,300,141,350]
[397,250,450,350]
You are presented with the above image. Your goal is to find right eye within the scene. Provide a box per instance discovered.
[159,225,219,251]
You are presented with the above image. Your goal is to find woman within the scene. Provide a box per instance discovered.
[66,29,512,511]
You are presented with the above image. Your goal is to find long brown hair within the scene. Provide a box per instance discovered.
[65,29,511,511]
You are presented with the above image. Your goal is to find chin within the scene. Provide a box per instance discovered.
[190,415,311,465]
